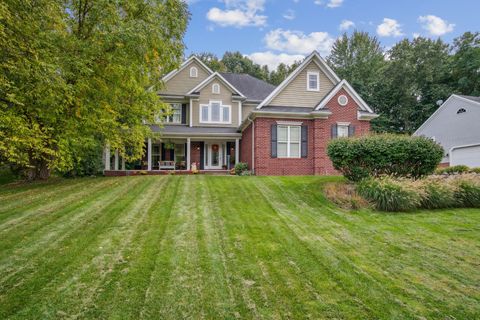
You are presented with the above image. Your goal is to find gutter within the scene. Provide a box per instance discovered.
[247,116,255,174]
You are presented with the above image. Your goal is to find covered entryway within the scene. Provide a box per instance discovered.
[450,144,480,167]
[205,143,223,170]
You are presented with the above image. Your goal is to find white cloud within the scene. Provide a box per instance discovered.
[247,51,305,70]
[413,32,420,39]
[206,0,267,28]
[283,9,296,20]
[339,19,355,31]
[264,28,335,55]
[314,0,343,8]
[376,18,403,37]
[418,15,454,36]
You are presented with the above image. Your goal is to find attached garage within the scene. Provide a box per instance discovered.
[450,144,480,167]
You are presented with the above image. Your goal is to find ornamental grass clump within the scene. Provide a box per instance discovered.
[357,177,421,212]
[417,180,457,209]
[454,177,480,208]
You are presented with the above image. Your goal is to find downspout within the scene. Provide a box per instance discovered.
[247,116,255,174]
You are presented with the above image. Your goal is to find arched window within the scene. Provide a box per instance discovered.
[457,108,466,114]
[212,83,220,94]
[190,66,198,78]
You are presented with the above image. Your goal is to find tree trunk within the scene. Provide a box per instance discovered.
[25,158,51,181]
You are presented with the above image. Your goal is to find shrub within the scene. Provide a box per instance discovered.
[418,181,457,209]
[454,178,480,208]
[234,162,249,175]
[327,134,444,181]
[357,177,421,212]
[471,167,480,174]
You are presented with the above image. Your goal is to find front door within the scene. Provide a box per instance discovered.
[205,143,223,169]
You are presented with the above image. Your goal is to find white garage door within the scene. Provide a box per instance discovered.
[451,145,480,168]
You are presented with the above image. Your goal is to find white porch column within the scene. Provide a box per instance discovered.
[104,143,111,171]
[121,157,126,171]
[238,101,242,126]
[187,138,191,170]
[114,150,119,171]
[147,138,152,171]
[235,138,240,165]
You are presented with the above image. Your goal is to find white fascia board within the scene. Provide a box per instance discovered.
[314,79,373,113]
[256,51,341,110]
[162,56,214,83]
[413,95,455,135]
[186,72,246,98]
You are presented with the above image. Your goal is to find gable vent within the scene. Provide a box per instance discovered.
[456,108,467,114]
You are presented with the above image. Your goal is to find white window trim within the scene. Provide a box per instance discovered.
[336,122,350,138]
[199,100,232,124]
[277,125,301,159]
[212,83,220,94]
[190,66,198,78]
[338,94,349,106]
[165,103,182,124]
[307,71,320,92]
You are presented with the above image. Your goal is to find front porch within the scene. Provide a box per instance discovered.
[103,136,240,174]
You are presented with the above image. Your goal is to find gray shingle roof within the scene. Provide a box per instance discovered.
[220,73,276,101]
[459,95,480,103]
[150,125,240,136]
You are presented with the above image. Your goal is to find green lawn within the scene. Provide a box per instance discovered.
[0,176,479,319]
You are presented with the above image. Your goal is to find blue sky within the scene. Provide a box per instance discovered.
[184,0,479,69]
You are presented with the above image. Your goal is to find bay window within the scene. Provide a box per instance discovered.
[200,101,231,124]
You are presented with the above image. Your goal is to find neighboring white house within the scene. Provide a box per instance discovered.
[414,94,480,167]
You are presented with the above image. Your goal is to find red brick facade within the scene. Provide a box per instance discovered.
[241,88,371,176]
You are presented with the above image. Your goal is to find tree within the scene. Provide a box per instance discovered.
[376,37,451,133]
[450,32,480,96]
[193,52,226,72]
[221,51,269,81]
[327,31,386,111]
[0,0,189,180]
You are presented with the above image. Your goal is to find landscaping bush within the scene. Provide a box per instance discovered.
[471,167,480,174]
[323,183,369,210]
[327,134,444,181]
[234,162,249,175]
[454,178,480,208]
[357,177,421,212]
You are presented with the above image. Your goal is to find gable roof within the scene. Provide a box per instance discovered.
[414,94,480,135]
[186,72,246,98]
[161,56,213,83]
[314,79,374,113]
[220,73,276,101]
[256,51,341,109]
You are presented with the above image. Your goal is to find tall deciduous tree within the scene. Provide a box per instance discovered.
[377,37,451,133]
[0,0,189,180]
[327,31,386,111]
[450,32,480,96]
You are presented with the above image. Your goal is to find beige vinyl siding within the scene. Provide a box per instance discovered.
[270,60,336,108]
[242,104,256,121]
[160,60,210,95]
[192,79,239,128]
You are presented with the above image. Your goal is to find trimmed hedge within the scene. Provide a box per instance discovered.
[327,134,444,181]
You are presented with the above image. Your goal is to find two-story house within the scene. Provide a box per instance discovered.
[104,51,378,176]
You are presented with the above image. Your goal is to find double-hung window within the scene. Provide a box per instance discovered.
[307,71,319,91]
[200,101,231,124]
[166,103,182,123]
[277,125,301,158]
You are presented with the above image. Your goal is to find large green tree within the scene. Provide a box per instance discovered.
[0,0,189,180]
[450,31,480,96]
[376,37,451,133]
[327,31,386,111]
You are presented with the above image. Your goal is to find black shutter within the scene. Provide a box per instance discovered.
[331,124,338,139]
[199,142,205,170]
[184,143,187,158]
[181,104,187,124]
[170,148,174,161]
[271,124,277,158]
[161,143,166,160]
[348,125,356,137]
[301,125,308,158]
